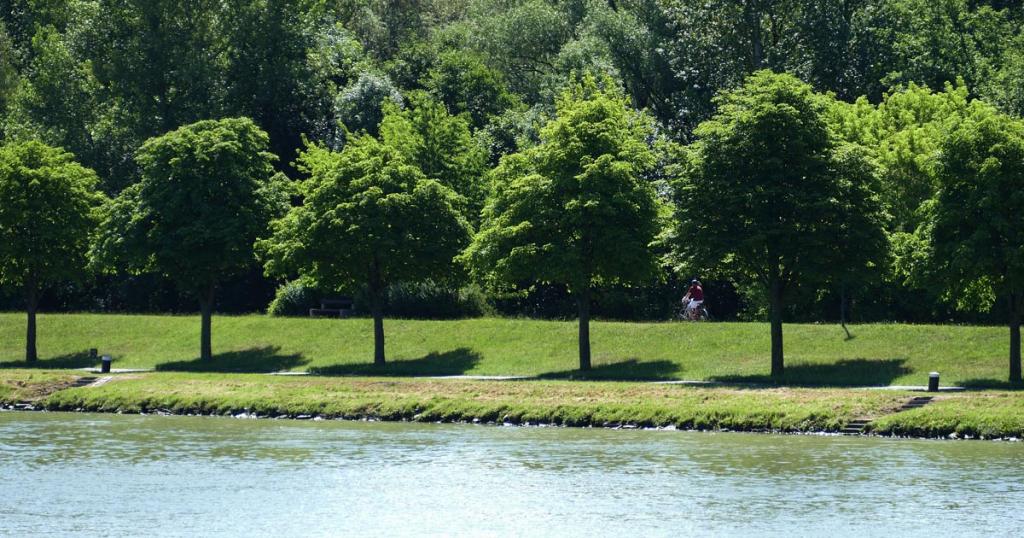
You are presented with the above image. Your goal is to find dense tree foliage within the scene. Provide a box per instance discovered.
[931,105,1024,382]
[464,76,661,370]
[258,135,470,365]
[0,141,105,361]
[673,71,887,377]
[379,94,488,220]
[0,0,1021,346]
[93,118,287,360]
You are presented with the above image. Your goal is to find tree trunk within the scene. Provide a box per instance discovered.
[769,277,784,379]
[840,286,851,340]
[371,287,385,366]
[198,284,215,361]
[577,287,592,371]
[1010,292,1021,384]
[25,281,38,363]
[368,259,386,366]
[745,2,765,68]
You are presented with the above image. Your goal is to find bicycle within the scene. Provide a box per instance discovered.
[678,298,711,321]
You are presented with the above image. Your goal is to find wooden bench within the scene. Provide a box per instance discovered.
[309,297,354,318]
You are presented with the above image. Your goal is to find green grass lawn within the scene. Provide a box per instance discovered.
[0,312,1017,387]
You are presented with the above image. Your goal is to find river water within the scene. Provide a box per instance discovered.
[0,412,1021,537]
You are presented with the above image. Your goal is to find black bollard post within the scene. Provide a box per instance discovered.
[928,371,939,392]
[89,348,97,359]
[101,355,112,374]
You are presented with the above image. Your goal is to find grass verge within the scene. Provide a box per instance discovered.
[0,370,78,404]
[15,370,916,432]
[7,371,1022,438]
[0,313,1020,387]
[872,392,1024,438]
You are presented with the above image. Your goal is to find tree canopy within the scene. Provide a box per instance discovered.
[673,71,887,377]
[94,117,287,360]
[1,0,1023,365]
[931,104,1024,382]
[464,75,662,370]
[258,134,471,365]
[379,93,488,221]
[0,140,105,361]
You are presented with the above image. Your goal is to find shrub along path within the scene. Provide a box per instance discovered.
[0,313,1017,388]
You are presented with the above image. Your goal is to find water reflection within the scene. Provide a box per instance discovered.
[0,412,1022,537]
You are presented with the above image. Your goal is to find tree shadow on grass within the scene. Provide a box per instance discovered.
[538,359,682,381]
[309,348,482,377]
[156,346,308,373]
[710,358,911,387]
[0,351,100,370]
[957,378,1024,390]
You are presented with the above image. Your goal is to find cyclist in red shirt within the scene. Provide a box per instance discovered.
[682,279,704,319]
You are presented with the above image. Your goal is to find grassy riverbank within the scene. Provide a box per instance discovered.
[0,370,77,403]
[7,369,911,431]
[4,370,1023,438]
[0,313,1018,387]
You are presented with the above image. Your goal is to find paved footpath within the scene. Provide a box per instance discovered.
[75,368,966,391]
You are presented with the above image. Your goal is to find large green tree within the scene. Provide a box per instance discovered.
[463,75,661,370]
[823,142,891,335]
[423,50,520,130]
[931,105,1024,382]
[257,135,470,365]
[87,0,228,135]
[0,140,105,361]
[93,118,287,360]
[831,82,975,321]
[379,93,488,221]
[832,83,971,234]
[673,71,886,377]
[1,27,106,184]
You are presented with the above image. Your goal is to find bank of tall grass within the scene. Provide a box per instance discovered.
[872,392,1024,438]
[0,313,1016,387]
[37,371,913,432]
[15,371,1022,438]
[0,370,76,403]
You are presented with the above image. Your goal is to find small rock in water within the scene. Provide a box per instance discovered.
[947,432,959,440]
[296,415,312,420]
[312,416,324,421]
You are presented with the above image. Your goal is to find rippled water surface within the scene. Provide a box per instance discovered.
[1,412,1022,537]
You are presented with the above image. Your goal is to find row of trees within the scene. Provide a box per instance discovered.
[2,70,1023,381]
[1,0,1022,322]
